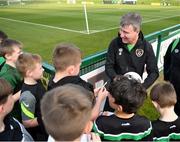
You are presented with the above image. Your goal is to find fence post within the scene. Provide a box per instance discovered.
[156,35,162,61]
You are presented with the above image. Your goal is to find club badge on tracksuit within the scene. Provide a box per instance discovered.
[119,48,123,55]
[136,49,144,57]
[174,49,179,53]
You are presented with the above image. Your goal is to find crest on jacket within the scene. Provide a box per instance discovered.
[119,48,123,55]
[174,49,179,53]
[136,49,144,57]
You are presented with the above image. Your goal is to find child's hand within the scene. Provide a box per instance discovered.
[94,81,107,97]
[94,87,108,102]
[94,87,101,97]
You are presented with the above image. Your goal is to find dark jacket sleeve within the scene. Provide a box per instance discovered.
[163,41,173,81]
[143,41,159,89]
[105,39,118,80]
[83,81,94,93]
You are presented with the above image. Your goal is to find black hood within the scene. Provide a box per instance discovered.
[48,75,94,92]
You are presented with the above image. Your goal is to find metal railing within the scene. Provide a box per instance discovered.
[43,24,180,77]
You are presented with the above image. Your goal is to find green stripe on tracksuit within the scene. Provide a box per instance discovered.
[20,102,34,119]
[93,122,152,141]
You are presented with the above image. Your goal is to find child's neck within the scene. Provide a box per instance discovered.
[54,72,72,83]
[5,60,16,68]
[159,106,178,122]
[0,118,5,133]
[115,110,135,119]
[24,77,37,85]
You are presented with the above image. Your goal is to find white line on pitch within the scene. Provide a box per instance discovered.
[0,14,179,34]
[90,15,180,34]
[0,16,87,34]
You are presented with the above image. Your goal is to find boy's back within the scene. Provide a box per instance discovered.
[152,117,180,141]
[94,113,152,141]
[93,76,152,141]
[150,82,180,141]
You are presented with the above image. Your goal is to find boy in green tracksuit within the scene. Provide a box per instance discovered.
[0,39,23,121]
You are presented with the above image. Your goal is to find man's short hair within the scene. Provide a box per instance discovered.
[41,84,93,141]
[16,53,42,77]
[0,39,22,57]
[150,82,177,108]
[52,43,82,71]
[109,76,147,113]
[0,78,13,105]
[120,12,142,32]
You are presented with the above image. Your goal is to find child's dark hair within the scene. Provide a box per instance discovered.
[109,76,147,113]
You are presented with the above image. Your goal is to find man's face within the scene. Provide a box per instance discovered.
[119,25,139,44]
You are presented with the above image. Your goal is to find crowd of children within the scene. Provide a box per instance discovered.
[0,29,180,142]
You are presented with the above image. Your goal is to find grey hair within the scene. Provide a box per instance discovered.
[120,13,142,32]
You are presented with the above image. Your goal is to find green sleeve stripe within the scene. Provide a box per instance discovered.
[93,121,152,141]
[153,133,180,141]
[20,103,35,119]
[171,38,179,52]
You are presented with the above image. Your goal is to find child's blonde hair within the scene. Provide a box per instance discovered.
[53,43,81,71]
[16,53,42,77]
[41,84,93,141]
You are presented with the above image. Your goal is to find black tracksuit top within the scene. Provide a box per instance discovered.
[164,39,180,115]
[105,32,159,89]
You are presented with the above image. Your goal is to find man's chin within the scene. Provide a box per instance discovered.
[122,39,128,44]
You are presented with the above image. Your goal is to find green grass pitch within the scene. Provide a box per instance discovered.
[0,3,179,63]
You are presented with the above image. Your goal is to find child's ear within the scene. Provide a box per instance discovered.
[5,53,12,60]
[0,105,3,113]
[67,65,75,75]
[0,105,6,114]
[26,70,32,77]
[117,105,123,112]
[83,121,93,134]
